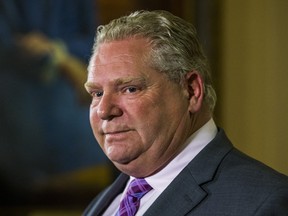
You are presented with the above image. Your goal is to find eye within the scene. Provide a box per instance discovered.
[126,87,138,93]
[91,91,103,98]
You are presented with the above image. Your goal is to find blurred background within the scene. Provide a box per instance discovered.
[0,0,287,215]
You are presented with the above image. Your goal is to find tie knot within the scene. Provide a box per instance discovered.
[127,178,153,199]
[115,178,153,216]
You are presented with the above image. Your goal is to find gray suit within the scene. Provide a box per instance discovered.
[84,129,288,215]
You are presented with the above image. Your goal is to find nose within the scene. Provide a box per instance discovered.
[96,93,123,120]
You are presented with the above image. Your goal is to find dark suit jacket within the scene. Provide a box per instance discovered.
[84,129,288,215]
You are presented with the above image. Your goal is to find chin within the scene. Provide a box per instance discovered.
[114,161,154,178]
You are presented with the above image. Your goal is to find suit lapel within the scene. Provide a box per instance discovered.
[85,129,233,216]
[144,170,207,216]
[144,129,233,216]
[84,173,129,216]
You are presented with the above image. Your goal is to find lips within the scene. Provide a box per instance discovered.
[101,126,134,137]
[105,131,129,136]
[103,129,131,135]
[103,129,132,142]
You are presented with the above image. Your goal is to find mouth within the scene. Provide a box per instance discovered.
[103,130,132,143]
[104,129,131,135]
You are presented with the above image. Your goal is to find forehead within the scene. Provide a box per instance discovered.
[91,38,150,66]
[87,38,152,80]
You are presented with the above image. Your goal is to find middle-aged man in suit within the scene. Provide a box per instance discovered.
[83,10,288,216]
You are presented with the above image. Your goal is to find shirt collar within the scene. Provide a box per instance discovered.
[143,118,217,192]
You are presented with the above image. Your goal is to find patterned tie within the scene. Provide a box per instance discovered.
[115,178,153,216]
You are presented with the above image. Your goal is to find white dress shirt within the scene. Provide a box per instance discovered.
[103,118,217,216]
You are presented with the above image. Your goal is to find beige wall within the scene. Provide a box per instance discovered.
[219,0,288,174]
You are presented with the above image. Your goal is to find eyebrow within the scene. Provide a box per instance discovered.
[84,76,147,90]
[84,82,98,90]
[114,76,147,86]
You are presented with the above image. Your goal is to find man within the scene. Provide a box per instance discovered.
[84,10,288,216]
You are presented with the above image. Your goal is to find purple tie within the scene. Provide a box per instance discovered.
[115,178,153,216]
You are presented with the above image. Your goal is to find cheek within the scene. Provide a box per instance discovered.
[89,108,103,143]
[130,102,164,143]
[137,97,187,142]
[89,108,96,129]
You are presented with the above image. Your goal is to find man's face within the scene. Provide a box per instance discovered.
[86,38,193,177]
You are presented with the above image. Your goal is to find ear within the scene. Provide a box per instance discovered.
[184,71,204,113]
